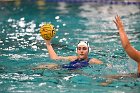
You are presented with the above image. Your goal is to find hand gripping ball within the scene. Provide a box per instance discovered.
[40,24,56,40]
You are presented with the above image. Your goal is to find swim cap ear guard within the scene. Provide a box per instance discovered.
[76,41,91,53]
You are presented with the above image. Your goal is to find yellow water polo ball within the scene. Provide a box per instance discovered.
[40,23,56,40]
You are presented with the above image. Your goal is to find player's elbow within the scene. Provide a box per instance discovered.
[50,56,58,60]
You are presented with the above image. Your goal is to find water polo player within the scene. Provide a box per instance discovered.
[33,38,103,70]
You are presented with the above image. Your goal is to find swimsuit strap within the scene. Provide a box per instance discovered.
[74,58,90,62]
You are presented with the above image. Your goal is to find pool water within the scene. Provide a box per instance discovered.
[0,1,140,93]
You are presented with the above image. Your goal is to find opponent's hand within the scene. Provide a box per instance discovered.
[46,64,59,69]
[32,64,59,70]
[100,79,113,86]
[113,15,124,30]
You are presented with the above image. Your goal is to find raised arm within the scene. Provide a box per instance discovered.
[113,15,140,63]
[45,40,77,61]
[32,40,76,70]
[45,40,57,59]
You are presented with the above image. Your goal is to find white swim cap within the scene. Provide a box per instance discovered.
[76,41,91,53]
[77,41,89,47]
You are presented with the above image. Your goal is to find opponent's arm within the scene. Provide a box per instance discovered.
[113,15,140,62]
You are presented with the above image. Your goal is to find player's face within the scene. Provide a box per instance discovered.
[77,45,88,59]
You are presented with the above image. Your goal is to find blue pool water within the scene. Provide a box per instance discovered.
[0,1,140,93]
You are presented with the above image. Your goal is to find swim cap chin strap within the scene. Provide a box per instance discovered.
[76,41,91,53]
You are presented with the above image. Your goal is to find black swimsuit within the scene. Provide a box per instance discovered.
[62,58,90,70]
